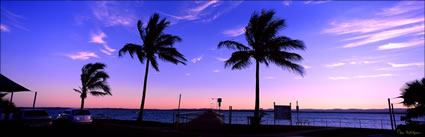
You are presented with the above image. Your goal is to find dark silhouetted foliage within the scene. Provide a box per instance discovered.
[119,13,186,122]
[399,77,425,118]
[74,62,111,109]
[217,9,306,126]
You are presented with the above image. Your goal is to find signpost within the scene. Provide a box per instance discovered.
[274,102,292,125]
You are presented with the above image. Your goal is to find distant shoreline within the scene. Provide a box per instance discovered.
[18,107,407,114]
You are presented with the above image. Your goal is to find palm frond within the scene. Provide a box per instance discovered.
[137,20,145,41]
[73,88,82,94]
[149,56,160,71]
[225,51,252,70]
[269,36,305,51]
[90,91,109,96]
[218,40,250,51]
[119,43,146,64]
[157,47,187,65]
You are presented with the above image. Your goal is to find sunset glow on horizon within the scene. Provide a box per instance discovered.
[1,1,424,110]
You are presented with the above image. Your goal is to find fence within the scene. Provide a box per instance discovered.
[225,115,405,130]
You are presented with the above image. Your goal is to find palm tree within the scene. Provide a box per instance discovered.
[74,62,111,109]
[399,77,425,119]
[217,9,306,126]
[119,13,187,122]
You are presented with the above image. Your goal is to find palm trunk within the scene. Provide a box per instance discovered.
[80,97,85,109]
[253,60,260,126]
[137,58,150,122]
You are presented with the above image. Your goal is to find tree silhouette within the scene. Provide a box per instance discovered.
[119,13,187,122]
[74,62,111,109]
[217,9,305,126]
[399,77,425,119]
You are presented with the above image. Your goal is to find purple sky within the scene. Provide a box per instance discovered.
[1,1,424,110]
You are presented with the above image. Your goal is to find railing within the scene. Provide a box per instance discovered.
[224,116,406,129]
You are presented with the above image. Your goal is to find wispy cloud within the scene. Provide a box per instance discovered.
[185,73,191,76]
[329,73,395,80]
[302,65,312,69]
[223,26,245,37]
[66,52,99,60]
[0,24,10,32]
[324,17,423,35]
[92,2,135,27]
[191,56,203,63]
[325,63,345,68]
[304,0,332,5]
[103,44,116,52]
[283,0,292,6]
[265,76,276,79]
[388,62,424,68]
[377,38,424,50]
[1,8,30,31]
[216,57,228,62]
[377,1,424,16]
[164,1,242,23]
[212,69,221,73]
[343,24,424,48]
[164,1,220,21]
[89,31,107,44]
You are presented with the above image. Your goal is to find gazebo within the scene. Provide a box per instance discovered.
[0,74,32,120]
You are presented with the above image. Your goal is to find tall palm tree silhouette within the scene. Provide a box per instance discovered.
[399,77,425,119]
[119,13,187,122]
[217,9,306,125]
[74,62,111,109]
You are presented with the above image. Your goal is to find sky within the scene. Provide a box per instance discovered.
[1,0,424,110]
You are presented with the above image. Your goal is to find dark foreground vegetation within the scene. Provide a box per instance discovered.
[0,119,407,137]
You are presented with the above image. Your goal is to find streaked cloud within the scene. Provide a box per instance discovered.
[223,26,245,37]
[92,2,135,27]
[329,73,395,80]
[212,69,221,73]
[185,73,191,76]
[304,0,332,5]
[265,76,276,79]
[164,1,220,21]
[0,24,10,32]
[377,38,424,50]
[324,17,423,35]
[1,8,30,31]
[302,65,312,69]
[164,1,242,23]
[66,52,99,60]
[388,62,424,68]
[343,24,424,48]
[216,57,228,62]
[89,31,107,44]
[191,56,203,63]
[325,63,345,68]
[376,1,424,16]
[283,0,292,6]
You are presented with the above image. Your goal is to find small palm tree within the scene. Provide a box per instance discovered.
[217,9,306,125]
[74,62,111,109]
[119,13,187,122]
[399,77,425,119]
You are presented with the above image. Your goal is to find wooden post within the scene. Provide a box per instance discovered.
[290,102,292,126]
[176,94,181,128]
[388,98,394,130]
[273,102,276,125]
[32,92,37,108]
[229,106,232,125]
[391,103,397,128]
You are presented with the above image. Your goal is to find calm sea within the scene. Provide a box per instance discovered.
[41,108,412,130]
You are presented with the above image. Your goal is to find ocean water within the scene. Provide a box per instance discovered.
[42,108,409,130]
